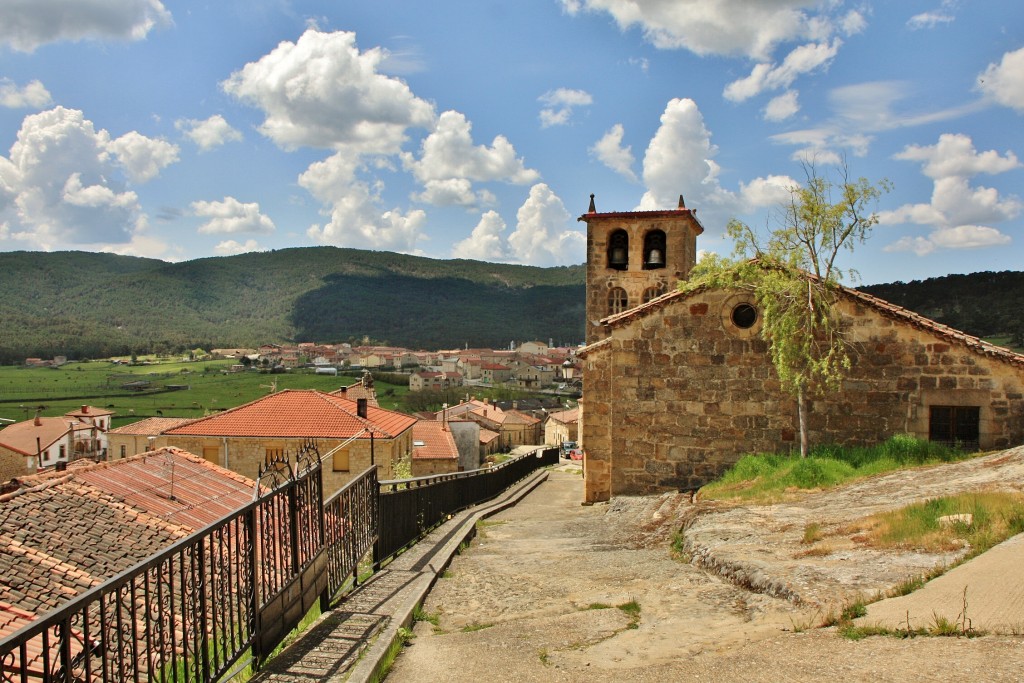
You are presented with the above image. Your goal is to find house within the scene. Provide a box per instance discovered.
[0,408,115,482]
[409,371,463,392]
[330,371,380,406]
[544,407,579,446]
[518,341,549,355]
[159,389,417,493]
[0,448,256,644]
[480,362,512,385]
[107,416,197,460]
[410,421,461,477]
[576,197,1024,502]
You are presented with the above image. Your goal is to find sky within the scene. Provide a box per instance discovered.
[0,1,1021,285]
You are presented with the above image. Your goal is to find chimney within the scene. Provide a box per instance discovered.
[357,398,368,419]
[34,411,41,427]
[81,405,89,414]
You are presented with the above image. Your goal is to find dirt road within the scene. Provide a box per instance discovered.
[387,455,1024,682]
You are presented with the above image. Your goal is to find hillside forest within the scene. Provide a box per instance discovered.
[0,248,1020,363]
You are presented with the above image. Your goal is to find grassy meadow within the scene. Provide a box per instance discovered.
[0,358,411,427]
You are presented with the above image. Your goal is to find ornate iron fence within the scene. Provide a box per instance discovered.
[0,446,551,682]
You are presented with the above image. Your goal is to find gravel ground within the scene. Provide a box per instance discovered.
[386,453,1024,682]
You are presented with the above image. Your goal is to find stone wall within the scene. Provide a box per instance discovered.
[159,432,410,495]
[580,287,1024,501]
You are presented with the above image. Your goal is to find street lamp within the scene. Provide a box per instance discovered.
[561,359,575,382]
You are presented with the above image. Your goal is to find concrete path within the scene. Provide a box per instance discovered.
[861,532,1024,634]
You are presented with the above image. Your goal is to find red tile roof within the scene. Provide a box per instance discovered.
[63,405,114,419]
[412,421,459,461]
[0,448,256,630]
[0,417,82,456]
[108,416,196,435]
[547,408,579,424]
[163,389,416,440]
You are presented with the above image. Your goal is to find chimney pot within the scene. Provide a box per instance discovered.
[82,405,88,413]
[357,397,368,419]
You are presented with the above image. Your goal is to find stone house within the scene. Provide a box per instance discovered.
[409,371,464,392]
[481,362,513,385]
[107,416,197,460]
[544,407,579,446]
[159,389,417,494]
[577,197,1024,502]
[410,420,461,477]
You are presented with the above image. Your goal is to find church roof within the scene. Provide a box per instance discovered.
[581,280,1024,368]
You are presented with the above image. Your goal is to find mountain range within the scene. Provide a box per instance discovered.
[0,248,1019,364]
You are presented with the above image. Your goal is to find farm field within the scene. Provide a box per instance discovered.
[0,359,411,427]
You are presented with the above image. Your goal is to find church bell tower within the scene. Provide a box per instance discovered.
[578,194,704,344]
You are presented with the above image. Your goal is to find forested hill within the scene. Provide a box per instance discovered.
[858,271,1024,346]
[2,249,1019,364]
[0,248,585,363]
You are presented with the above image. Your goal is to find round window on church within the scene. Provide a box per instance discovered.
[731,303,757,329]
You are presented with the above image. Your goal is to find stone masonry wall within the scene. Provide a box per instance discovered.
[582,288,1024,500]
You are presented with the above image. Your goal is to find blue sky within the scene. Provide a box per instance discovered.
[0,1,1021,285]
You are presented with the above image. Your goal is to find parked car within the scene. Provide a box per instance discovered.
[567,448,584,461]
[560,441,577,458]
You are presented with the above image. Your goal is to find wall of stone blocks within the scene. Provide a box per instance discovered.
[582,288,1024,500]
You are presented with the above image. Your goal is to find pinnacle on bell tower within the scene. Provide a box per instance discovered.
[578,194,704,344]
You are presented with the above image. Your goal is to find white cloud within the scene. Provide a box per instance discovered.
[100,229,181,260]
[894,133,1019,179]
[0,79,52,109]
[175,115,243,151]
[506,183,585,266]
[559,0,829,60]
[223,29,436,154]
[451,210,511,261]
[881,133,1020,255]
[0,106,146,248]
[213,239,267,255]
[763,90,800,121]
[192,197,275,235]
[738,174,798,210]
[884,226,1010,256]
[538,88,593,128]
[637,98,738,226]
[724,39,840,102]
[402,110,539,186]
[412,179,496,208]
[301,153,427,252]
[108,131,179,183]
[0,0,172,52]
[590,124,637,181]
[978,47,1024,113]
[907,1,957,30]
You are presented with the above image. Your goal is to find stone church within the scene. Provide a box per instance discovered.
[576,196,1024,503]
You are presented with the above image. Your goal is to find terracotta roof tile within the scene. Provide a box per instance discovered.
[164,389,416,440]
[108,416,196,435]
[411,421,459,461]
[0,448,257,632]
[547,408,579,424]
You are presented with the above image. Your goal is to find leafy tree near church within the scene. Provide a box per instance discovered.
[684,162,891,457]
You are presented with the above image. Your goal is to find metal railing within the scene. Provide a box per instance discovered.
[0,445,553,682]
[376,447,558,562]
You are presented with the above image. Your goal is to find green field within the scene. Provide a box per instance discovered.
[0,359,411,427]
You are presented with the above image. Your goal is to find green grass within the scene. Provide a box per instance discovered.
[850,491,1024,556]
[0,359,411,424]
[700,435,971,501]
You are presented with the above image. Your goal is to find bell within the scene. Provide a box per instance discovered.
[610,246,627,266]
[646,248,664,267]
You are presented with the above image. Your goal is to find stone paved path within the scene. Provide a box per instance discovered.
[385,467,1024,682]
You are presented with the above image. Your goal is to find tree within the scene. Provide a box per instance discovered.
[686,162,891,457]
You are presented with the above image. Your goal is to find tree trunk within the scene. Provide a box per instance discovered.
[797,383,809,458]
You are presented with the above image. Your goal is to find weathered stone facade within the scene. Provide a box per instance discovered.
[579,284,1024,502]
[581,196,703,344]
[577,200,1024,502]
